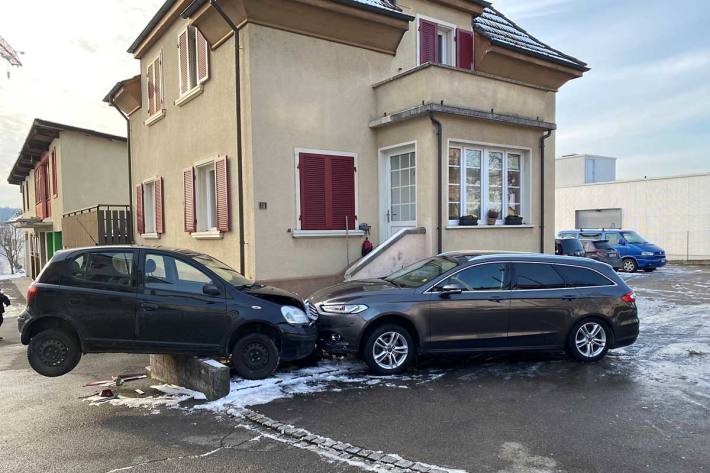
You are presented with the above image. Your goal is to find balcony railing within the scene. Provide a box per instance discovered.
[62,205,133,248]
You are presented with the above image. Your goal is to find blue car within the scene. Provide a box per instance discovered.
[558,229,666,273]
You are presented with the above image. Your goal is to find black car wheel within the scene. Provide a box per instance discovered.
[27,329,82,377]
[622,258,638,273]
[567,319,611,362]
[363,324,415,375]
[232,333,280,380]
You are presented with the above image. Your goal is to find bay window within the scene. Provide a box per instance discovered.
[448,144,529,226]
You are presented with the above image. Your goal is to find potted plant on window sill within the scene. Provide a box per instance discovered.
[486,209,499,226]
[459,215,478,226]
[504,214,523,225]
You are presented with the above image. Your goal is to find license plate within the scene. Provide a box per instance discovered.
[608,252,617,257]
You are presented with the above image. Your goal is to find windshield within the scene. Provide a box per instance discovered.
[385,256,459,288]
[594,241,613,250]
[561,239,584,252]
[621,231,647,244]
[193,254,254,287]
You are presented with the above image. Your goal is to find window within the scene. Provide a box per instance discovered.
[68,252,134,289]
[620,231,647,244]
[554,265,614,288]
[418,17,474,69]
[512,263,565,290]
[297,152,356,231]
[196,162,217,231]
[144,253,215,295]
[184,157,229,234]
[145,53,163,116]
[442,263,507,291]
[136,178,163,236]
[50,147,58,197]
[449,145,528,225]
[386,256,459,289]
[178,26,209,97]
[605,233,621,245]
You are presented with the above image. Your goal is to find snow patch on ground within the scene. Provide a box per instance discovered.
[0,271,25,281]
[86,384,207,408]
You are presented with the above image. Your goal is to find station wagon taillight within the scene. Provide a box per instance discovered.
[26,284,38,305]
[621,291,636,303]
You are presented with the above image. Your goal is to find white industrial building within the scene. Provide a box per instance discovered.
[556,156,710,261]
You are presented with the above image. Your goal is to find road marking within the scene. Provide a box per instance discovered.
[232,408,468,473]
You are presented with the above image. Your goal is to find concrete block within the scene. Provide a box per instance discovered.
[149,355,230,401]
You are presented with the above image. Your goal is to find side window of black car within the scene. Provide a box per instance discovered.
[66,252,134,290]
[554,265,613,287]
[144,254,214,295]
[442,263,506,291]
[512,263,565,290]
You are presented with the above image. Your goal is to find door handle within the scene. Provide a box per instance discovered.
[68,298,81,305]
[141,302,159,311]
[561,295,577,301]
[488,296,503,303]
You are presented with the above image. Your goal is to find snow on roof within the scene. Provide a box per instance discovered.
[474,7,588,71]
[348,0,404,14]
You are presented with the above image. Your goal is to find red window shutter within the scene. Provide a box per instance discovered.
[196,28,209,84]
[154,56,162,110]
[155,177,164,234]
[146,62,155,115]
[456,29,474,70]
[178,29,189,95]
[330,156,356,230]
[299,154,327,230]
[183,167,196,232]
[136,184,145,235]
[419,19,437,64]
[215,156,230,232]
[51,148,58,197]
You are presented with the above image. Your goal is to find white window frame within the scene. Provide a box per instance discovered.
[416,15,457,67]
[292,148,363,238]
[176,26,209,106]
[141,177,159,238]
[144,51,164,125]
[447,140,532,227]
[193,159,218,234]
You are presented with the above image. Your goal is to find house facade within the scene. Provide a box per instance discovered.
[7,119,130,278]
[107,0,587,293]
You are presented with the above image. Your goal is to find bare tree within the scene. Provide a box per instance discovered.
[0,224,23,274]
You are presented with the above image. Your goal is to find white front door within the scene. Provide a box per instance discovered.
[384,149,416,238]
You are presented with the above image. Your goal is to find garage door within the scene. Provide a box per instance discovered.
[575,208,622,229]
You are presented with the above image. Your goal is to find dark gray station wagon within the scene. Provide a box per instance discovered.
[312,253,639,374]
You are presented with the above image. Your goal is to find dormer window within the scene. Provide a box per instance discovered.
[418,16,474,70]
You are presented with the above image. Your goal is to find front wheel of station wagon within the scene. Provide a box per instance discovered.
[567,319,611,362]
[232,333,280,380]
[363,324,415,375]
[27,328,82,377]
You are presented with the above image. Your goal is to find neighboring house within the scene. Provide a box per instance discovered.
[7,119,130,279]
[106,0,587,293]
[556,154,616,187]
[556,158,710,261]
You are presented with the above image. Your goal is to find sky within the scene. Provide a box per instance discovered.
[0,0,709,208]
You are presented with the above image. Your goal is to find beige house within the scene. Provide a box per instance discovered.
[7,119,130,278]
[106,0,587,293]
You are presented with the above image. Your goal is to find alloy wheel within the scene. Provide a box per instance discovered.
[574,322,607,358]
[622,259,636,272]
[372,331,409,370]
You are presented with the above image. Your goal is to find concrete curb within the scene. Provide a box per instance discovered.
[149,355,230,401]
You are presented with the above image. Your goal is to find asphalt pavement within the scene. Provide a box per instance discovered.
[1,265,708,473]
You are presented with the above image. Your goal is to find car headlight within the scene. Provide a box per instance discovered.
[280,306,309,325]
[641,251,653,256]
[320,304,368,314]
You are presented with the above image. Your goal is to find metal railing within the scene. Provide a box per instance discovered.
[62,204,133,247]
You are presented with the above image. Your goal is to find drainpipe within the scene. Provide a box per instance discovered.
[211,0,246,275]
[540,129,552,253]
[111,105,133,240]
[430,113,443,254]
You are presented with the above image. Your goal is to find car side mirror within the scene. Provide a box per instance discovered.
[203,284,221,297]
[618,238,626,246]
[437,283,463,297]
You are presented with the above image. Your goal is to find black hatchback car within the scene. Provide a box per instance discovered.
[18,246,317,379]
[311,253,638,374]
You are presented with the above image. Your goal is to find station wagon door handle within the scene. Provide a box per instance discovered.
[141,302,159,311]
[487,296,503,303]
[561,294,577,301]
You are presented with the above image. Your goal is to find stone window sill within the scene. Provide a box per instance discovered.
[191,230,223,240]
[175,85,204,107]
[291,230,365,238]
[144,110,165,126]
